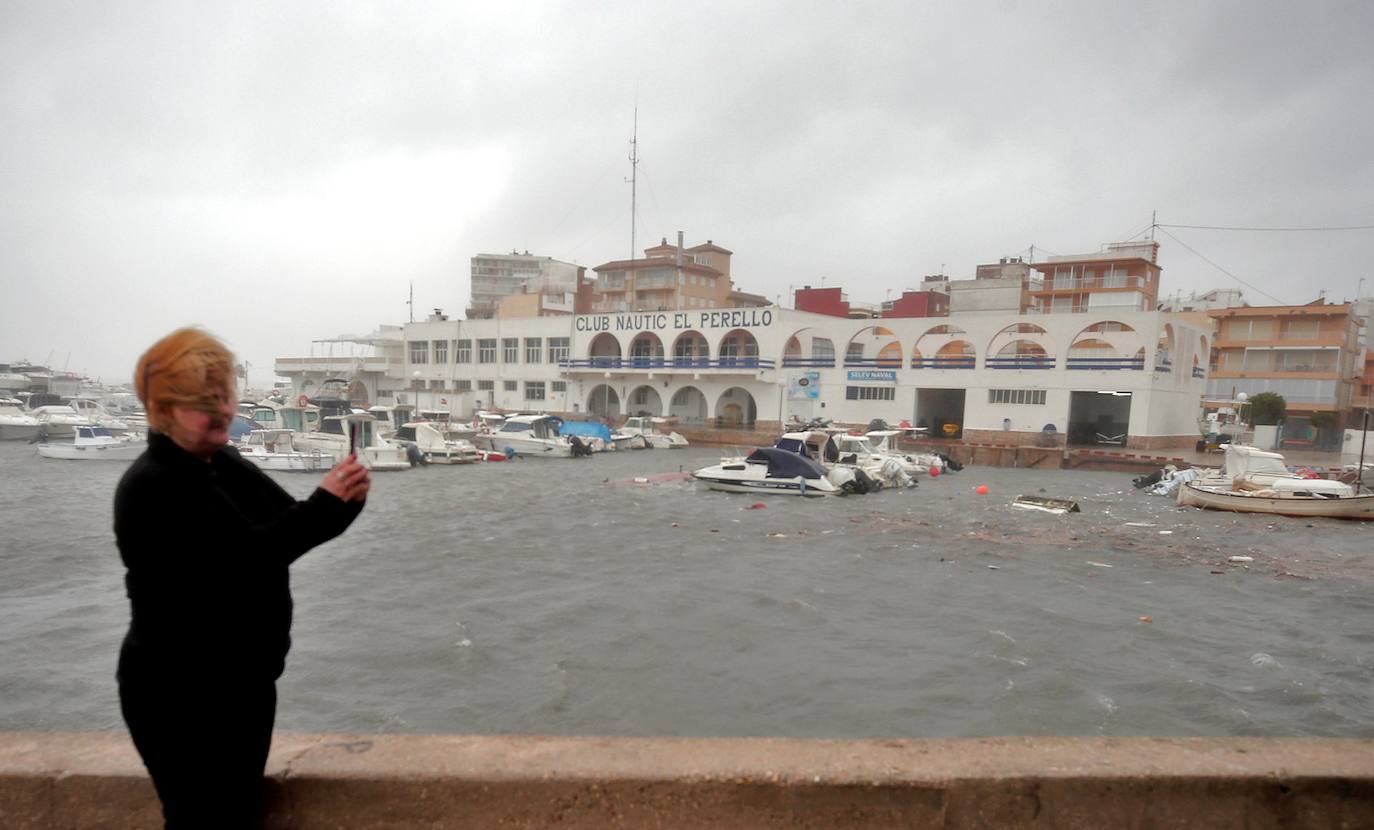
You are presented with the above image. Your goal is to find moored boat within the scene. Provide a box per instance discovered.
[37,425,144,460]
[1176,480,1374,521]
[0,397,41,441]
[693,447,842,497]
[235,429,334,472]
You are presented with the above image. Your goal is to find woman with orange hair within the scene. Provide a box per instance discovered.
[114,327,369,827]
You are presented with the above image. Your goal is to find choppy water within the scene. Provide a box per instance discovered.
[3,439,1372,738]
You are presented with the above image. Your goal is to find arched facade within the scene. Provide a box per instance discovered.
[782,328,837,367]
[627,384,664,416]
[629,332,665,368]
[671,331,710,367]
[1155,323,1176,373]
[669,386,708,423]
[589,333,622,368]
[587,383,621,418]
[1067,321,1144,370]
[718,329,760,367]
[844,325,903,368]
[913,324,975,369]
[714,386,757,427]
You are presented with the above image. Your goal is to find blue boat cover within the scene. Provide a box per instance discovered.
[558,420,612,442]
[745,447,827,479]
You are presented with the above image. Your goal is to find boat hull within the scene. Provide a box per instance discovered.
[0,423,40,441]
[692,472,837,497]
[1177,482,1374,520]
[37,442,143,460]
[239,451,333,472]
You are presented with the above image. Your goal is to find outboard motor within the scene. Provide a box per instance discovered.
[568,435,593,458]
[935,451,964,472]
[1132,469,1163,489]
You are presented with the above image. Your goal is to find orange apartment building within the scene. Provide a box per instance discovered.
[1028,241,1162,314]
[1205,300,1362,442]
[589,236,739,314]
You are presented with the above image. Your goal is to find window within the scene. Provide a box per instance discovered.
[525,381,546,400]
[633,387,651,404]
[551,381,567,393]
[455,380,472,391]
[503,338,519,363]
[455,339,472,362]
[846,342,865,361]
[548,337,570,363]
[408,341,429,364]
[525,338,543,364]
[503,380,517,391]
[845,386,895,401]
[477,380,494,391]
[433,340,448,364]
[988,389,1047,405]
[478,339,497,363]
[813,338,835,360]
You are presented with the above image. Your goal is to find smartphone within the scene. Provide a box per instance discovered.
[348,420,365,456]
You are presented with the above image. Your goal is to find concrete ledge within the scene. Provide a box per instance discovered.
[3,733,1372,828]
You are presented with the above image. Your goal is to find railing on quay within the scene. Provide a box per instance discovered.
[985,355,1056,370]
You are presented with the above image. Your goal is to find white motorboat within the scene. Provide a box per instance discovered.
[367,404,417,439]
[0,397,41,441]
[829,430,944,476]
[235,429,334,472]
[289,411,410,471]
[393,421,480,464]
[1177,479,1374,520]
[772,429,913,489]
[68,398,133,434]
[693,447,843,497]
[1195,444,1306,491]
[860,430,951,472]
[37,425,145,460]
[477,414,575,458]
[620,416,689,449]
[29,405,84,438]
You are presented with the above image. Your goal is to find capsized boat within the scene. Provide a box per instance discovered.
[1176,479,1374,520]
[1012,495,1081,514]
[693,447,842,497]
[36,425,145,460]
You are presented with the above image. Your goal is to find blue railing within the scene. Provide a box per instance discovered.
[1154,358,1173,374]
[1065,357,1145,371]
[1192,366,1207,379]
[781,357,837,368]
[842,357,904,368]
[560,357,776,371]
[985,356,1056,370]
[911,357,976,369]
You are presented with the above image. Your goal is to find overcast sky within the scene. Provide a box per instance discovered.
[3,1,1372,385]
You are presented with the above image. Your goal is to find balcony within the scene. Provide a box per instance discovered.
[985,355,1056,370]
[911,356,976,370]
[1033,275,1143,293]
[842,357,904,368]
[560,357,776,372]
[1193,366,1207,379]
[781,357,837,368]
[1065,356,1145,371]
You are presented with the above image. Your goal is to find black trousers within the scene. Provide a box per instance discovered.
[119,671,277,830]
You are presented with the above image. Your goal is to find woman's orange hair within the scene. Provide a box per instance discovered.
[134,328,237,432]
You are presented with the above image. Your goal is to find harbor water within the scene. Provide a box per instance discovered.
[2,440,1372,739]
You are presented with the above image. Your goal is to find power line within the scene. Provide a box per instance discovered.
[1155,227,1290,306]
[1157,222,1374,232]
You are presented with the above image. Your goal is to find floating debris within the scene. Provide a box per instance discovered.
[1087,561,1113,568]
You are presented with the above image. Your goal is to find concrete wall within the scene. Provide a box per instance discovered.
[3,733,1371,829]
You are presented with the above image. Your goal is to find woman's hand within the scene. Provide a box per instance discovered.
[321,454,371,503]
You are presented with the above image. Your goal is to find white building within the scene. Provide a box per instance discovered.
[468,252,583,319]
[277,305,1209,450]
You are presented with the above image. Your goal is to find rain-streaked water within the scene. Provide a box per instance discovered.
[3,439,1372,738]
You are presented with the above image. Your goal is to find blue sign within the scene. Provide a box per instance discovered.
[847,370,896,382]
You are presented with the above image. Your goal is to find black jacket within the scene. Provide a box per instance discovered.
[114,432,364,684]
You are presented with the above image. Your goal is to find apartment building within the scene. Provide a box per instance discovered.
[1206,300,1362,441]
[589,235,736,314]
[468,252,583,318]
[1028,241,1161,315]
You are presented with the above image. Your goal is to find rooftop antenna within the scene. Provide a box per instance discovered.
[407,282,414,323]
[627,107,640,267]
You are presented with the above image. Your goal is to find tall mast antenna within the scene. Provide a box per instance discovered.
[628,107,639,266]
[407,281,414,323]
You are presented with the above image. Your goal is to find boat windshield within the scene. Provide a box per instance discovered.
[280,410,303,431]
[91,426,112,438]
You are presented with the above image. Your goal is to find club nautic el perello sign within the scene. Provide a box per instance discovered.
[574,309,774,333]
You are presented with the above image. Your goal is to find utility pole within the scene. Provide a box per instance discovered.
[1150,210,1157,241]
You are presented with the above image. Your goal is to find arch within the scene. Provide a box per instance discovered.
[1155,323,1176,373]
[628,332,665,368]
[1194,334,1209,379]
[668,385,708,423]
[587,384,621,419]
[987,323,1052,358]
[718,329,760,368]
[988,339,1055,370]
[844,325,903,368]
[1067,320,1144,370]
[714,386,757,427]
[627,385,664,416]
[782,327,837,367]
[913,325,975,369]
[589,333,622,368]
[670,330,710,368]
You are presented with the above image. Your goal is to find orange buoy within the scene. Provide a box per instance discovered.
[975,485,989,495]
[929,466,940,477]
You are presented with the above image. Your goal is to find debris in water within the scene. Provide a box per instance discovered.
[670,522,679,528]
[987,565,1000,570]
[1138,616,1153,624]
[1087,561,1112,568]
[1124,522,1155,527]
[1159,530,1174,535]
[1251,653,1282,669]
[767,532,786,538]
[746,502,766,510]
[1228,555,1254,563]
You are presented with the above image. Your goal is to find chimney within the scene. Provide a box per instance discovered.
[676,231,684,267]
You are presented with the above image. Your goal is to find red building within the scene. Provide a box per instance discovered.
[882,290,948,318]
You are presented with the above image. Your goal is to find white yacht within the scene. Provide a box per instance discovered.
[481,414,574,458]
[0,397,41,441]
[620,416,689,449]
[68,398,134,434]
[37,425,145,460]
[29,405,85,438]
[305,412,411,471]
[235,429,334,472]
[393,421,480,464]
[693,447,842,497]
[367,404,417,439]
[832,430,947,475]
